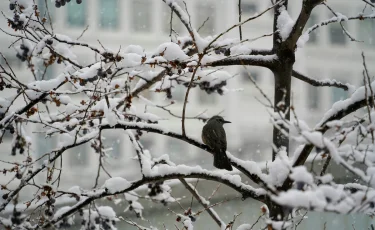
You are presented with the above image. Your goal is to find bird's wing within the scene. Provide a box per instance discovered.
[202,125,227,151]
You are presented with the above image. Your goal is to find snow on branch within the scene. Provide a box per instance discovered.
[206,54,278,68]
[300,12,375,44]
[99,122,271,191]
[281,0,323,49]
[292,70,350,91]
[43,165,266,228]
[3,0,375,228]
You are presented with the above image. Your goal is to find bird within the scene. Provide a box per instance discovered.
[201,115,233,171]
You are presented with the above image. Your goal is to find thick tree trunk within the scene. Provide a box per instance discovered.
[270,41,295,228]
[272,49,294,160]
[269,0,295,226]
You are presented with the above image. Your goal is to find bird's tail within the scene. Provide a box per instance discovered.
[214,150,233,171]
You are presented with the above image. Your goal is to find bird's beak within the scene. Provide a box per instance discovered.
[223,120,231,124]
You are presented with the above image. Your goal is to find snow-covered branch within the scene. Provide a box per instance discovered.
[292,70,350,91]
[43,166,266,229]
[206,54,277,69]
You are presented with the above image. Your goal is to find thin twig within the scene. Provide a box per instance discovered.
[322,2,362,42]
[180,179,223,227]
[238,0,242,40]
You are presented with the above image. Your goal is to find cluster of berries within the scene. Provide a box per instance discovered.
[55,0,82,8]
[79,210,116,230]
[16,44,29,62]
[8,14,24,31]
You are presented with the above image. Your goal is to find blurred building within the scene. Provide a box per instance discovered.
[0,0,375,228]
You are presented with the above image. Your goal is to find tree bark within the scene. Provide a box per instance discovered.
[272,48,295,160]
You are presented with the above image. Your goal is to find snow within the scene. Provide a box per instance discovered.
[97,206,117,219]
[34,35,52,54]
[122,53,142,67]
[317,174,333,184]
[230,44,252,56]
[297,32,309,48]
[205,54,277,66]
[55,42,78,63]
[102,177,131,193]
[301,131,324,148]
[226,152,268,182]
[266,148,291,186]
[54,206,75,225]
[196,70,232,87]
[3,1,375,228]
[193,30,210,53]
[27,74,66,91]
[0,98,11,113]
[236,224,252,230]
[155,42,189,61]
[165,0,190,28]
[273,189,327,209]
[277,6,294,41]
[335,12,348,22]
[68,186,82,196]
[140,159,266,196]
[124,45,144,55]
[290,166,314,185]
[317,82,372,127]
[183,219,194,230]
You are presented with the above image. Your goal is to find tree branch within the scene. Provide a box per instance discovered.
[162,0,195,43]
[292,70,349,90]
[180,179,223,227]
[305,13,375,36]
[281,88,375,190]
[115,69,168,110]
[99,123,269,189]
[283,0,323,50]
[273,0,289,49]
[43,169,266,229]
[206,54,277,69]
[0,133,96,212]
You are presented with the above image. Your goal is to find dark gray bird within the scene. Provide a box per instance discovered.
[202,116,233,171]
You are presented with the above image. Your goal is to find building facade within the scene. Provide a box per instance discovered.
[0,0,375,228]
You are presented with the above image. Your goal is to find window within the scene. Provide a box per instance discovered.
[332,87,348,103]
[141,138,154,151]
[36,134,55,164]
[103,136,121,158]
[67,0,86,27]
[38,0,55,22]
[131,0,152,32]
[0,56,22,69]
[329,23,346,45]
[307,85,319,109]
[331,73,348,103]
[99,0,119,29]
[166,139,183,160]
[36,64,54,81]
[358,20,375,47]
[239,138,267,161]
[240,68,259,82]
[241,2,257,15]
[172,84,185,102]
[69,144,89,167]
[306,14,317,44]
[162,3,184,34]
[196,3,215,36]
